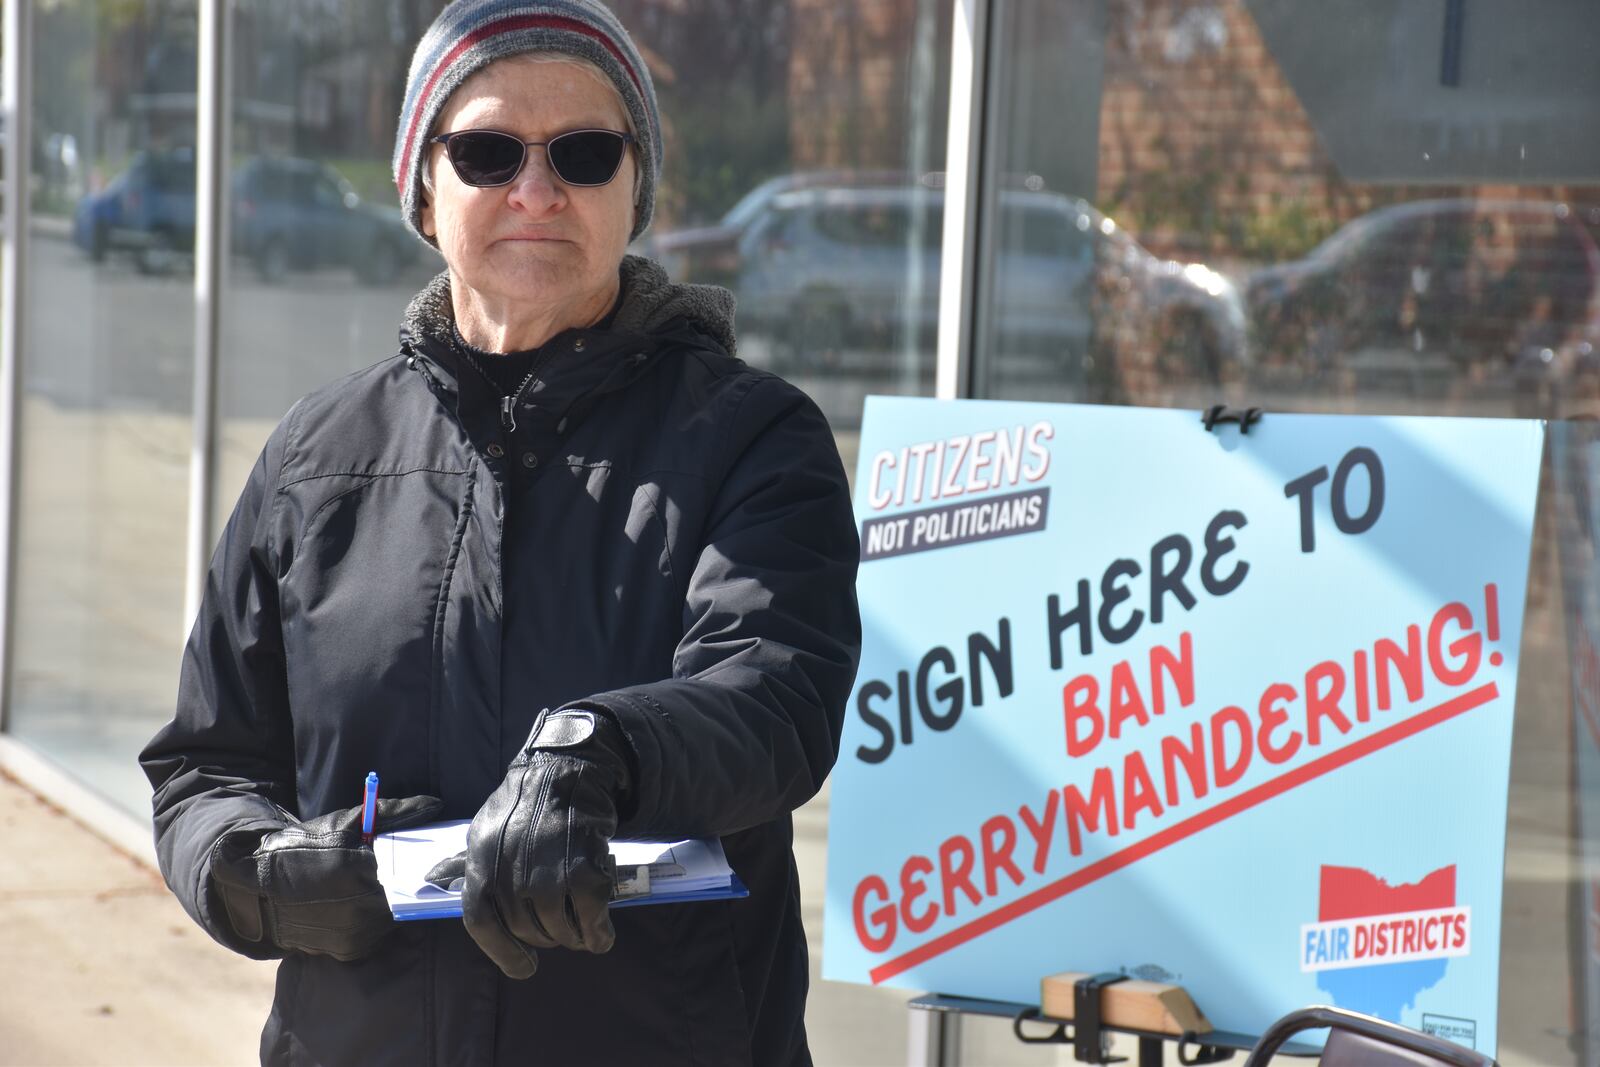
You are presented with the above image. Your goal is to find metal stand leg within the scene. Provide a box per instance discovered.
[1139,1035,1164,1067]
[908,1005,963,1067]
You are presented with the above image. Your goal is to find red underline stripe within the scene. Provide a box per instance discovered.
[867,681,1500,985]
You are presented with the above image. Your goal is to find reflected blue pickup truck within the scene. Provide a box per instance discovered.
[73,148,418,285]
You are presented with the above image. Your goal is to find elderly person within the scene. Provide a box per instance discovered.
[138,2,861,1064]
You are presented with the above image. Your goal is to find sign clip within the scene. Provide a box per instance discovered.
[1201,405,1264,434]
[1074,972,1130,1063]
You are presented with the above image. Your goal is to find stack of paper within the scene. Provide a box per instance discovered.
[373,820,748,921]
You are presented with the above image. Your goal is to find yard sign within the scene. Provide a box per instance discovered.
[823,396,1544,1056]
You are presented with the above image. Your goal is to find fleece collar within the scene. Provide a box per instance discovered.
[398,255,736,435]
[400,254,736,360]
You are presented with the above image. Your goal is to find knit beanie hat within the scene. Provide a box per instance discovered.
[393,0,662,244]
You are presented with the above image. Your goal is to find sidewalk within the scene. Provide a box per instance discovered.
[0,758,1170,1067]
[0,769,276,1067]
[0,753,931,1067]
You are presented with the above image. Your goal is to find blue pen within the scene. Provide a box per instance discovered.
[361,771,379,845]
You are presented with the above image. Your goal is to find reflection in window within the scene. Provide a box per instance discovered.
[211,1,451,532]
[631,0,951,429]
[11,0,199,813]
[973,3,1600,1063]
[978,0,1600,424]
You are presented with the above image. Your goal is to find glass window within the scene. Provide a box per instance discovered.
[213,2,450,530]
[973,2,1600,1062]
[8,1,198,813]
[212,2,451,527]
[215,0,951,520]
[630,0,950,449]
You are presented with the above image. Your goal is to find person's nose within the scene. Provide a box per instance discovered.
[504,145,566,217]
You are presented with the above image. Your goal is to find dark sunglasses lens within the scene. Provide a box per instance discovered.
[548,131,626,186]
[447,132,526,186]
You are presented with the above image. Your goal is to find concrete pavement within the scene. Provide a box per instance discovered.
[0,766,276,1066]
[0,734,1125,1067]
[0,754,1041,1067]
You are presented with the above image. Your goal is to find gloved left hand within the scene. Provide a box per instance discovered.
[431,708,634,979]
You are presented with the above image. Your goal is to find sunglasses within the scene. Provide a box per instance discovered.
[429,128,635,189]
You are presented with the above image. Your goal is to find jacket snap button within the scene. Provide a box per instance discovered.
[574,338,586,352]
[487,443,505,459]
[521,452,539,469]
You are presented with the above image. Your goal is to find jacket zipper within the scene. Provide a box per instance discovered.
[499,347,566,434]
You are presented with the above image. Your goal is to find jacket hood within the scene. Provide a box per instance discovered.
[400,254,737,357]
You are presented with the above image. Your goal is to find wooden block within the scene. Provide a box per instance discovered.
[1040,972,1212,1037]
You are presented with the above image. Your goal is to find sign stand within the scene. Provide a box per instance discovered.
[905,983,1322,1066]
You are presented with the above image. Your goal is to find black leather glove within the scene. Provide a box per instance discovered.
[208,794,444,962]
[438,708,634,979]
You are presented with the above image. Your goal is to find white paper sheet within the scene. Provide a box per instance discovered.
[372,820,738,918]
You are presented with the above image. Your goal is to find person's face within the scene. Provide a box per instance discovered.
[421,57,636,309]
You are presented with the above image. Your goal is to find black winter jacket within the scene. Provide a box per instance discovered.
[139,257,862,1067]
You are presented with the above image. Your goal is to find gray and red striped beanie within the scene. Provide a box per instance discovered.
[393,0,662,244]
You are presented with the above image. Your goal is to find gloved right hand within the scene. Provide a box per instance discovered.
[208,793,443,962]
[438,708,634,980]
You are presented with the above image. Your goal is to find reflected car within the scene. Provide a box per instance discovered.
[72,151,418,285]
[658,179,1245,380]
[72,147,197,273]
[647,169,920,291]
[232,157,417,285]
[1246,199,1600,393]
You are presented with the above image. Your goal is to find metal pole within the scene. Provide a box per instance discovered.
[0,0,36,734]
[907,1005,964,1067]
[184,0,231,633]
[934,0,991,401]
[899,0,937,396]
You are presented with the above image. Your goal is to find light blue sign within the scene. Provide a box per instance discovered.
[823,396,1544,1055]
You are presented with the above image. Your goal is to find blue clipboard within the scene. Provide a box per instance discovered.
[611,872,750,910]
[393,873,750,921]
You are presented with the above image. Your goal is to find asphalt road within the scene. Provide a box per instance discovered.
[23,229,938,434]
[27,230,439,421]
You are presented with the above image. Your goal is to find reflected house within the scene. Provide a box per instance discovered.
[1085,0,1600,410]
[784,0,925,174]
[228,3,430,165]
[85,16,198,187]
[608,0,943,234]
[1096,0,1600,262]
